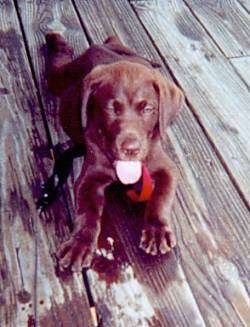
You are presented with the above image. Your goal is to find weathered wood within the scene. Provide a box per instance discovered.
[183,0,250,57]
[75,0,250,325]
[16,0,89,145]
[230,56,250,88]
[0,1,92,326]
[131,0,250,207]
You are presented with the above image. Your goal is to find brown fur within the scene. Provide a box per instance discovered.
[45,33,184,271]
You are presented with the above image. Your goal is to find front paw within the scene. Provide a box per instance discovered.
[139,224,176,255]
[58,232,97,272]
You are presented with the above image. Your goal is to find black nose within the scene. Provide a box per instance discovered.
[121,137,140,157]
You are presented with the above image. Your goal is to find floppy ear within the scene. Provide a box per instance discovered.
[81,65,107,128]
[153,71,184,137]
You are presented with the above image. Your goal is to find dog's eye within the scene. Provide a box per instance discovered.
[141,106,154,114]
[138,101,155,115]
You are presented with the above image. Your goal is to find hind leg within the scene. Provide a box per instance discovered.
[46,33,99,95]
[45,33,86,144]
[46,33,74,95]
[46,33,74,69]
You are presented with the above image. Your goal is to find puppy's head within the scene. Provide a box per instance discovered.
[81,61,184,163]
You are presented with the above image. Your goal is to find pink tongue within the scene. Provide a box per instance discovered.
[115,161,142,185]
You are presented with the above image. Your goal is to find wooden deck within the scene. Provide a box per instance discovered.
[0,1,249,326]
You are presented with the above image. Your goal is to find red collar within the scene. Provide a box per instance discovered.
[126,165,154,202]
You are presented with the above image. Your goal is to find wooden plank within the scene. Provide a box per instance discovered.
[230,56,250,88]
[16,0,89,145]
[0,2,92,326]
[183,0,250,57]
[131,0,250,207]
[74,0,250,326]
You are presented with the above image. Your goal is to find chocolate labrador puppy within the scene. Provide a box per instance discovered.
[45,33,184,272]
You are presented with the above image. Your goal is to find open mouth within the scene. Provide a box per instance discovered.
[114,160,142,185]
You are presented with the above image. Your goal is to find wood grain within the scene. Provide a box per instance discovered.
[16,0,89,145]
[230,56,250,88]
[0,1,92,326]
[183,0,250,57]
[75,0,250,325]
[131,0,250,207]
